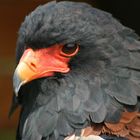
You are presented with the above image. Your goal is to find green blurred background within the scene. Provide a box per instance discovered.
[0,0,139,140]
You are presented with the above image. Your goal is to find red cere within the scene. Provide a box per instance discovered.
[18,44,75,80]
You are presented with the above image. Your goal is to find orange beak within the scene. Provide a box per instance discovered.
[13,44,72,96]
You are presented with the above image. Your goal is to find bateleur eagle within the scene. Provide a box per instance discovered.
[11,1,140,140]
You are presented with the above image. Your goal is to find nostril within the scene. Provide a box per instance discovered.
[30,62,36,68]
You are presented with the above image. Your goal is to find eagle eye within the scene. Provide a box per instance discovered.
[60,43,79,57]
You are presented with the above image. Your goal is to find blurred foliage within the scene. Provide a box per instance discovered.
[0,130,16,140]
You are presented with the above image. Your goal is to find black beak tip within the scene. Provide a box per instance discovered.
[13,71,23,97]
[8,94,19,118]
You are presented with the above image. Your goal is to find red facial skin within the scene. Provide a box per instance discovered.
[15,44,79,84]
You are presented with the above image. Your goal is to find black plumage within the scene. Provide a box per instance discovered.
[12,1,140,140]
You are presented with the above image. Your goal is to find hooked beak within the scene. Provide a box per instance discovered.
[13,45,71,96]
[13,70,26,96]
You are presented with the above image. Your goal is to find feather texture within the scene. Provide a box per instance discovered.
[14,1,140,140]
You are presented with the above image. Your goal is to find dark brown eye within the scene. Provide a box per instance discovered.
[60,43,79,57]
